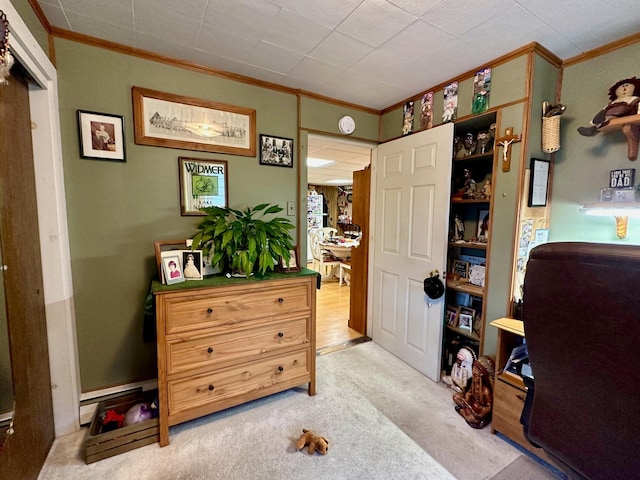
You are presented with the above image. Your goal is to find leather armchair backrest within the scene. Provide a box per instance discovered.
[523,242,640,479]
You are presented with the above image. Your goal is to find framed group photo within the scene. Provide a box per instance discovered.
[77,110,126,162]
[259,134,293,168]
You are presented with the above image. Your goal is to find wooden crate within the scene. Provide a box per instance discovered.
[85,390,159,464]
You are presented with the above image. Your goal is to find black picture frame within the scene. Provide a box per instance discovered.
[528,158,550,207]
[77,110,126,162]
[259,134,294,168]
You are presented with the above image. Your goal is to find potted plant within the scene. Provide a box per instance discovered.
[190,203,295,277]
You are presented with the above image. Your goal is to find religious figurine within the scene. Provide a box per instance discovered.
[453,358,494,429]
[453,214,465,241]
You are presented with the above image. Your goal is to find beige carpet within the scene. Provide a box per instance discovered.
[490,455,561,480]
[38,342,560,480]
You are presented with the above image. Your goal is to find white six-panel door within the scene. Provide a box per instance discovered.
[369,123,453,381]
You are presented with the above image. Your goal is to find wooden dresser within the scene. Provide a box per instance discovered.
[152,270,318,446]
[490,317,555,465]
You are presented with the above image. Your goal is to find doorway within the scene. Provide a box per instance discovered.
[306,134,374,351]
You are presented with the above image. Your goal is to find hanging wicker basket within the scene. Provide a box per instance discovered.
[542,101,561,153]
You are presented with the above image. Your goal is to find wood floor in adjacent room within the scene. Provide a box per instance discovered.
[314,277,364,351]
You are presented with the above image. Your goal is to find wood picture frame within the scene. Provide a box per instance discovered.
[279,247,300,272]
[446,305,459,327]
[528,158,550,207]
[154,239,189,282]
[178,157,228,216]
[132,86,256,156]
[77,110,126,162]
[452,259,470,280]
[476,209,490,242]
[458,306,475,332]
[259,134,294,167]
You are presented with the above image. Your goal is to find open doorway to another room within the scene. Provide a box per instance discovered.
[306,134,375,352]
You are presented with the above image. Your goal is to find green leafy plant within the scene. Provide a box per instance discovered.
[190,203,295,277]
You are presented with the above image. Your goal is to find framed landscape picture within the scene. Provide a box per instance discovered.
[132,86,256,156]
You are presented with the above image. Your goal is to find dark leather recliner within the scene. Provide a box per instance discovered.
[521,242,640,480]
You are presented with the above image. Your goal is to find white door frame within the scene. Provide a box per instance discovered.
[2,1,80,436]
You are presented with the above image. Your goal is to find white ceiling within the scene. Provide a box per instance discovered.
[37,0,640,111]
[307,135,373,186]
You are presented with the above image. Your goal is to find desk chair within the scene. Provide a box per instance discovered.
[339,260,351,286]
[521,242,640,480]
[309,230,340,280]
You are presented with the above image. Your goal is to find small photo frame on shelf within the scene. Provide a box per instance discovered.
[279,247,300,272]
[452,259,470,280]
[162,254,185,285]
[259,134,293,167]
[458,306,476,332]
[528,158,550,207]
[476,209,490,242]
[77,110,126,162]
[181,250,203,280]
[446,305,459,327]
[469,264,486,287]
[154,239,188,282]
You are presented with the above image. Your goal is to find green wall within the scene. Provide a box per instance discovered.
[9,0,48,53]
[552,42,640,244]
[54,38,379,392]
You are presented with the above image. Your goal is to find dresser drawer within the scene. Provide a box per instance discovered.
[163,283,311,335]
[493,378,527,441]
[166,316,309,375]
[168,349,310,417]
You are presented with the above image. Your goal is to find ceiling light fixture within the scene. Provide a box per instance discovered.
[307,157,335,168]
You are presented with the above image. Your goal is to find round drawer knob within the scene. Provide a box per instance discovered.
[278,297,284,304]
[278,332,284,338]
[207,308,213,314]
[208,384,215,391]
[207,347,214,354]
[278,366,284,372]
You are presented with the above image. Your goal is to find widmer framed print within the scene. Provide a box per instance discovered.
[77,110,126,162]
[178,157,228,216]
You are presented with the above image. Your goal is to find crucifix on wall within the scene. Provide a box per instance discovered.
[496,127,522,172]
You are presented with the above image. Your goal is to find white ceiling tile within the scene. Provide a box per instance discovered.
[308,32,373,69]
[64,11,137,45]
[336,0,418,47]
[422,0,515,36]
[387,0,442,17]
[38,3,71,30]
[134,2,203,46]
[58,0,134,29]
[269,0,363,29]
[202,0,279,39]
[260,9,331,55]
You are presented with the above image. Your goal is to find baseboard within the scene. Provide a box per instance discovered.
[79,379,158,426]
